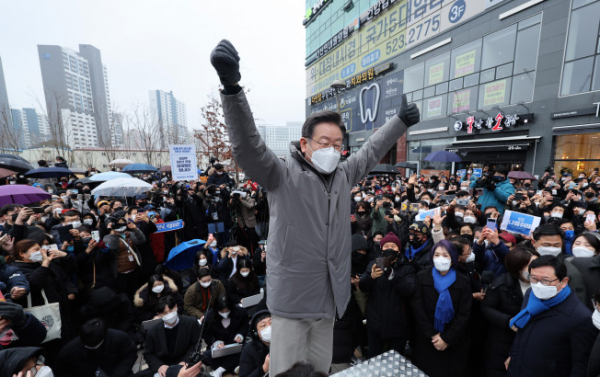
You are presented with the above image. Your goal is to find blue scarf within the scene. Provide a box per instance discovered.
[509,285,571,329]
[406,242,427,261]
[432,267,456,333]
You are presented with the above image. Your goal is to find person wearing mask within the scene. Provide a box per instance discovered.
[184,268,226,320]
[480,246,539,377]
[411,240,472,377]
[571,234,600,310]
[0,301,47,350]
[53,318,137,377]
[0,346,53,377]
[405,222,434,272]
[193,249,214,280]
[370,195,394,236]
[11,239,78,343]
[532,224,587,303]
[129,207,158,282]
[77,286,135,336]
[49,210,82,246]
[54,156,68,168]
[470,165,515,215]
[506,256,597,376]
[202,295,249,377]
[215,240,250,283]
[351,202,372,237]
[207,164,234,187]
[211,39,420,376]
[226,258,260,306]
[473,227,510,278]
[557,219,576,255]
[239,310,271,377]
[588,289,600,377]
[144,296,200,377]
[75,237,117,296]
[134,274,183,323]
[0,252,29,301]
[103,217,145,299]
[359,232,415,357]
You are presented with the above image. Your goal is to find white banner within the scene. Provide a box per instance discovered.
[169,144,198,182]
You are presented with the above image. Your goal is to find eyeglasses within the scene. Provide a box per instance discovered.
[306,137,345,152]
[529,276,559,286]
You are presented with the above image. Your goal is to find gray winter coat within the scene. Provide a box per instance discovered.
[221,90,408,319]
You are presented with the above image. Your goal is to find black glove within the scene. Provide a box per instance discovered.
[0,301,26,327]
[398,94,420,127]
[210,39,241,87]
[485,182,497,192]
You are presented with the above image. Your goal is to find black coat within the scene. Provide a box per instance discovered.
[144,315,200,373]
[203,305,249,347]
[411,267,473,377]
[79,287,135,334]
[54,329,137,377]
[332,293,363,364]
[359,257,416,339]
[226,275,260,305]
[75,245,117,294]
[216,255,251,283]
[239,339,269,377]
[571,254,600,310]
[480,272,525,377]
[404,238,434,273]
[589,334,600,377]
[507,290,598,377]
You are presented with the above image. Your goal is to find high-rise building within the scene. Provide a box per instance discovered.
[0,57,9,116]
[111,112,124,147]
[38,44,112,149]
[148,90,188,148]
[9,109,27,150]
[21,108,49,147]
[257,121,302,157]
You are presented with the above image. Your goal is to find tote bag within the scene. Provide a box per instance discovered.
[24,289,61,343]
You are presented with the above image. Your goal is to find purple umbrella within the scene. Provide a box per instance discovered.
[0,184,51,207]
[508,171,537,180]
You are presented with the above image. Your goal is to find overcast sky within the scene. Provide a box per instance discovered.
[0,0,307,129]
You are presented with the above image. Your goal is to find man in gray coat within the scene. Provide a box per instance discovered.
[210,40,420,375]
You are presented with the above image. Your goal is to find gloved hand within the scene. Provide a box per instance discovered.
[210,39,241,87]
[398,94,420,127]
[484,182,497,192]
[0,301,26,327]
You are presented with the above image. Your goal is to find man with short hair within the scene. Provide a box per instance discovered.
[211,39,420,375]
[470,165,515,214]
[405,222,433,271]
[207,163,234,187]
[506,256,597,376]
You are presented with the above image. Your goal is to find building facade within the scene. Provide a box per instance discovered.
[305,0,600,177]
[0,57,9,116]
[38,44,113,149]
[257,121,303,157]
[148,90,188,148]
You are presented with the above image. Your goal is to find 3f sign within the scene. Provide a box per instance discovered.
[449,0,466,23]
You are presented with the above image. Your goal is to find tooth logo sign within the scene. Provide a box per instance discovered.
[359,83,380,124]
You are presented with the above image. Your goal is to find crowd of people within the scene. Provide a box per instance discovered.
[1,155,600,376]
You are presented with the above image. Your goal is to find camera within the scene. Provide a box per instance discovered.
[545,166,554,173]
[231,190,247,199]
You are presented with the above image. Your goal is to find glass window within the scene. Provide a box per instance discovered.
[425,52,450,86]
[404,63,425,92]
[449,78,463,92]
[561,57,594,95]
[424,95,447,119]
[480,68,495,84]
[514,24,541,74]
[518,13,542,30]
[413,89,423,101]
[554,133,600,161]
[464,73,479,87]
[478,78,512,109]
[592,58,600,91]
[450,40,482,79]
[573,0,599,9]
[436,82,448,95]
[564,3,600,61]
[448,86,478,115]
[482,25,517,70]
[497,63,513,79]
[424,86,436,98]
[511,72,536,104]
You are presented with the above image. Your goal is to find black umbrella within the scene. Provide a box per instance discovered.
[0,156,34,173]
[25,167,73,179]
[369,164,400,174]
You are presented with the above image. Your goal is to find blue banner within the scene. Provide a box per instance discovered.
[500,210,541,236]
[472,168,483,178]
[155,220,184,233]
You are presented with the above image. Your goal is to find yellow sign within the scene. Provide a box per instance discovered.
[454,50,476,78]
[428,62,445,86]
[483,79,507,107]
[451,89,471,113]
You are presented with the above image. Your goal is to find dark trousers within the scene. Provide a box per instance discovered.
[117,269,140,300]
[367,326,407,358]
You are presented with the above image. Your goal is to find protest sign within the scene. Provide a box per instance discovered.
[169,144,198,182]
[500,210,541,236]
[416,207,441,221]
[155,220,184,233]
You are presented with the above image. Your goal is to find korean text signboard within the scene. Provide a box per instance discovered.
[500,210,541,236]
[155,220,184,233]
[169,144,198,182]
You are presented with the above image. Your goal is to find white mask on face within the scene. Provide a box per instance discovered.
[531,282,558,300]
[210,241,217,248]
[465,252,476,263]
[354,196,362,202]
[455,212,464,218]
[199,258,208,266]
[240,271,250,278]
[29,251,43,263]
[35,366,54,377]
[260,326,272,343]
[395,197,401,203]
[219,311,230,318]
[161,310,178,324]
[200,280,212,288]
[464,216,476,224]
[309,145,341,174]
[152,284,165,294]
[537,246,562,257]
[83,219,93,226]
[572,246,595,258]
[593,310,600,330]
[70,220,82,228]
[551,212,563,219]
[433,256,452,272]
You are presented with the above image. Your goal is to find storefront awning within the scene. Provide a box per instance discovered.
[444,136,541,163]
[552,124,600,135]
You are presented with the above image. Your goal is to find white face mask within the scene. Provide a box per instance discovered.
[464,216,476,224]
[433,256,452,272]
[35,366,54,377]
[240,271,250,278]
[572,246,595,258]
[593,310,600,330]
[551,212,563,219]
[537,246,562,257]
[83,219,94,226]
[578,209,586,216]
[531,281,559,300]
[199,258,208,266]
[309,145,341,174]
[200,280,212,288]
[455,212,464,218]
[465,252,476,263]
[260,326,272,343]
[130,214,137,222]
[84,339,105,350]
[219,311,230,318]
[70,220,82,228]
[29,251,43,263]
[152,284,165,294]
[161,310,178,324]
[210,241,217,248]
[393,215,402,223]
